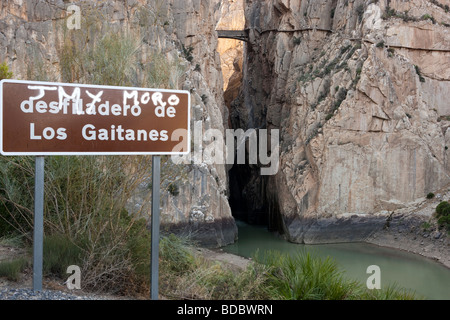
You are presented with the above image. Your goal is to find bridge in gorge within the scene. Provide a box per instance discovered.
[216,27,333,42]
[216,27,450,52]
[216,29,250,42]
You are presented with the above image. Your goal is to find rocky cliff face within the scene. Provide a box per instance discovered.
[0,0,237,247]
[216,0,245,115]
[232,0,450,243]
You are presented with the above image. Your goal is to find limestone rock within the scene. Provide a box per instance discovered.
[235,0,450,243]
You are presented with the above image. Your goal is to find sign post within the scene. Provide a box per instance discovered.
[150,155,160,300]
[32,156,45,291]
[0,79,190,298]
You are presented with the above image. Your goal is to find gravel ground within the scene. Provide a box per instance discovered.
[0,287,115,300]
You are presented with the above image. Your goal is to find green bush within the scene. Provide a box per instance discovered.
[421,14,436,24]
[160,234,195,275]
[421,221,432,231]
[60,31,139,86]
[387,48,395,58]
[435,201,450,231]
[293,37,301,46]
[0,257,28,281]
[167,183,180,196]
[436,201,450,217]
[43,234,85,278]
[259,251,359,300]
[415,65,426,83]
[360,283,418,300]
[382,6,398,19]
[437,215,450,230]
[356,4,365,22]
[332,88,348,112]
[426,192,435,199]
[182,45,194,62]
[0,156,35,236]
[0,62,13,80]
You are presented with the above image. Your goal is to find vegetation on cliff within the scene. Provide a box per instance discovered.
[436,201,450,232]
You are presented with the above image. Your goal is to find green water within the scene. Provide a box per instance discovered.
[223,221,450,300]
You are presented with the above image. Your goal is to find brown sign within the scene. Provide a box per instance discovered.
[0,80,190,155]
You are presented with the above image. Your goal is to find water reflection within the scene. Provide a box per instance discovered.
[224,221,450,300]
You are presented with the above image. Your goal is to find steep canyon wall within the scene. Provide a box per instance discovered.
[233,0,450,243]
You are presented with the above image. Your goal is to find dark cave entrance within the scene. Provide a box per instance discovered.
[227,151,284,234]
[228,164,267,225]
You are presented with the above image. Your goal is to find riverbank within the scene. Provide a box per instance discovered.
[363,189,448,269]
[366,213,449,269]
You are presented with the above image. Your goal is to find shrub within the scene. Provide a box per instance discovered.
[324,58,339,75]
[0,156,35,236]
[421,14,436,24]
[160,234,195,275]
[182,45,194,62]
[387,48,395,57]
[147,50,184,89]
[360,283,418,300]
[0,257,28,281]
[333,88,348,111]
[293,37,302,46]
[159,242,272,300]
[340,45,352,54]
[43,234,85,278]
[260,251,359,300]
[356,4,365,22]
[168,183,180,196]
[59,5,185,89]
[421,221,432,231]
[426,192,435,199]
[382,6,397,19]
[437,215,450,231]
[436,201,450,217]
[414,65,426,83]
[0,62,13,80]
[60,30,140,86]
[436,201,450,231]
[298,73,312,83]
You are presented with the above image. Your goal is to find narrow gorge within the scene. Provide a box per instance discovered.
[218,0,450,266]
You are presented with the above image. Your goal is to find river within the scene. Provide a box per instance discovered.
[223,220,450,300]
